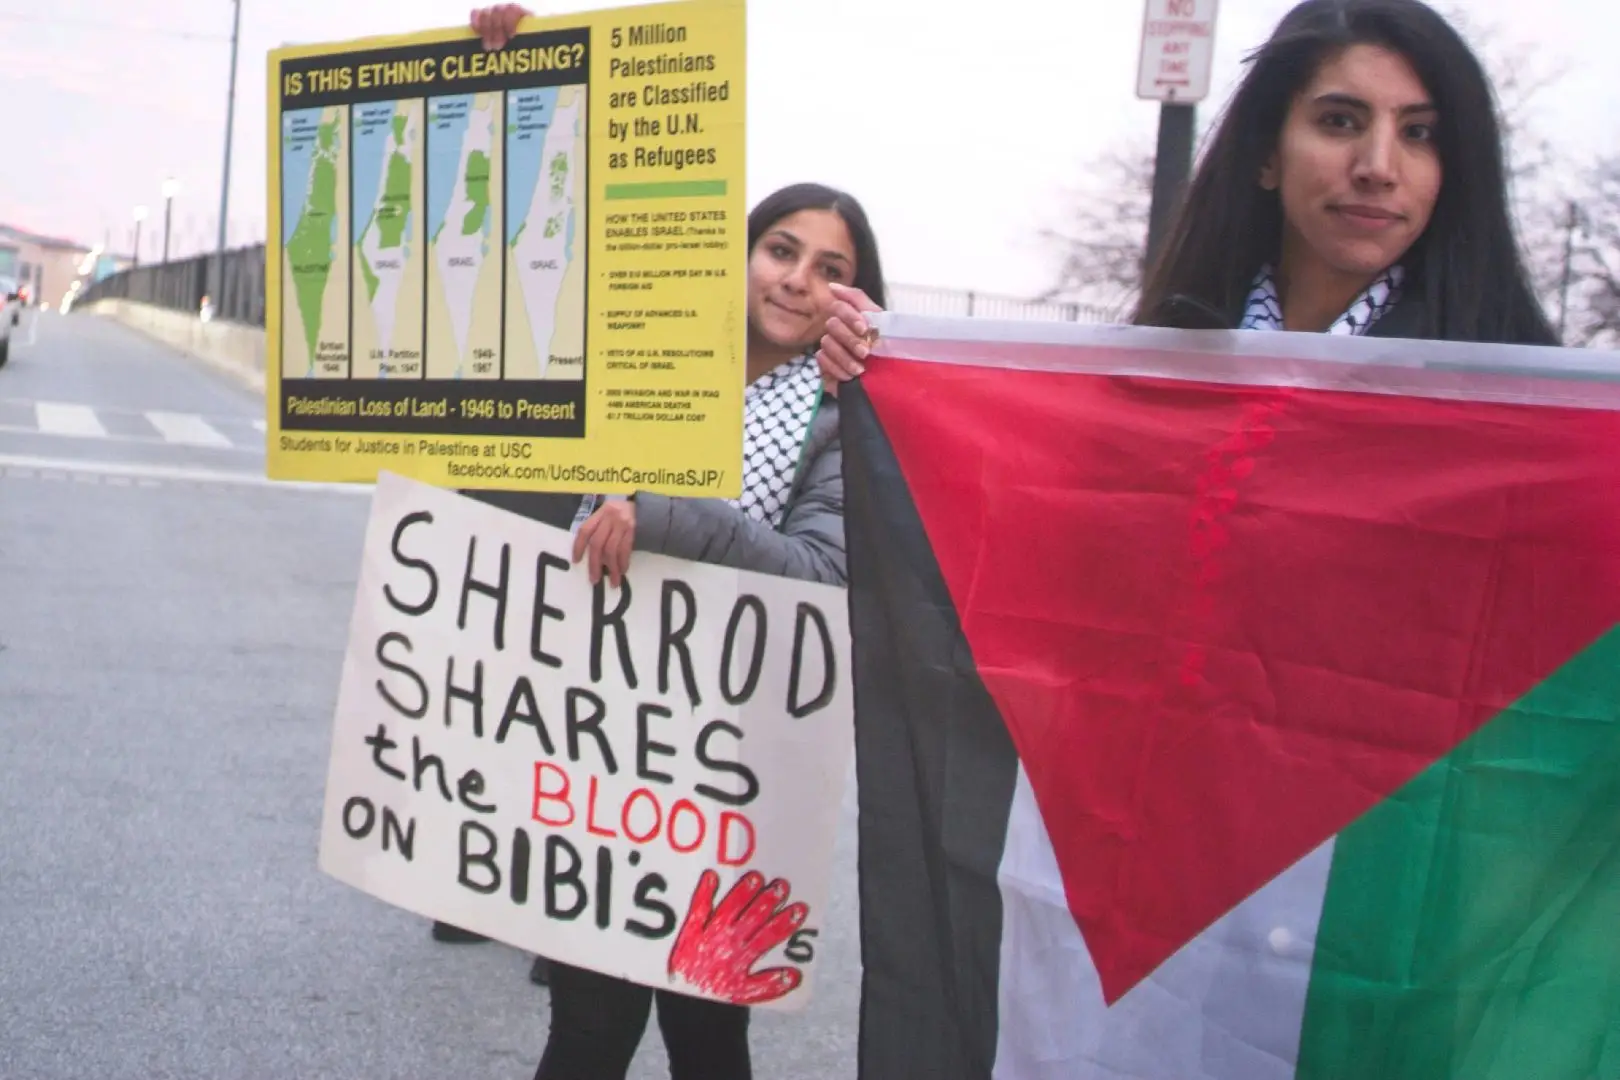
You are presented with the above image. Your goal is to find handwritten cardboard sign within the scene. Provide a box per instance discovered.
[318,472,853,1010]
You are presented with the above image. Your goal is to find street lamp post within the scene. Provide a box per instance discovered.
[211,0,243,311]
[133,205,149,268]
[162,176,180,263]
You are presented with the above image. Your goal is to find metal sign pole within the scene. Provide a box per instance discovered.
[1136,0,1218,274]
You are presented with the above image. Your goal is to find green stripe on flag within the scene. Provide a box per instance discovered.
[1298,627,1620,1079]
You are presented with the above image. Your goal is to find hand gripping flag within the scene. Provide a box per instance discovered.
[841,316,1620,1080]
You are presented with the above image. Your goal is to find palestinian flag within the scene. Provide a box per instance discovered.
[841,316,1620,1080]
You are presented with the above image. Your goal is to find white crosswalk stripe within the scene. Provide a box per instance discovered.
[35,402,107,438]
[145,411,232,448]
[0,397,262,451]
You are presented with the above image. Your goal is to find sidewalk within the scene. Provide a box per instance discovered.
[80,298,267,394]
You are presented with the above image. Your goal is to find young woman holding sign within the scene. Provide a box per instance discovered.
[814,0,1555,377]
[527,178,884,1080]
[454,9,889,1076]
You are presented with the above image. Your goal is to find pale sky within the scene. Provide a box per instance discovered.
[2,0,1615,298]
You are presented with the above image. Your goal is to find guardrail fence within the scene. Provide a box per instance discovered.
[80,246,266,325]
[74,243,1108,329]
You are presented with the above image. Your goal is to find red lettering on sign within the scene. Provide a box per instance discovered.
[585,775,618,839]
[531,762,575,827]
[718,811,758,866]
[668,799,707,855]
[1146,20,1212,35]
[622,787,662,844]
[528,774,762,865]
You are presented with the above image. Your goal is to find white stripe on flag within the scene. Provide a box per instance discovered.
[993,767,1335,1080]
[868,314,1620,412]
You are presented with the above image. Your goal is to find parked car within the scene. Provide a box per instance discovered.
[0,276,18,367]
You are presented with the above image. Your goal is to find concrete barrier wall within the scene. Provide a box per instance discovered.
[82,298,266,394]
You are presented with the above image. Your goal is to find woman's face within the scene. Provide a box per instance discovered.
[1262,43,1442,282]
[747,208,857,353]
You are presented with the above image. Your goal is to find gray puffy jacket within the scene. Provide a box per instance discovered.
[463,397,845,589]
[632,396,845,587]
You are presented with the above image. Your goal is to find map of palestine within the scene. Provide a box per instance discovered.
[353,100,425,378]
[426,91,503,379]
[505,85,586,380]
[282,106,351,377]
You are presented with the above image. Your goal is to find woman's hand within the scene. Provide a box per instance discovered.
[573,499,636,589]
[816,283,885,395]
[470,4,530,50]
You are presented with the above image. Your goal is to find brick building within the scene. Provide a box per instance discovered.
[0,225,133,308]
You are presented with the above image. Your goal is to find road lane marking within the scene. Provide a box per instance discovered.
[35,402,106,438]
[145,410,233,448]
[0,420,260,453]
[0,452,372,495]
[0,396,262,443]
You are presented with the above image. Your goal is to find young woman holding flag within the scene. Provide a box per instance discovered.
[532,187,885,1077]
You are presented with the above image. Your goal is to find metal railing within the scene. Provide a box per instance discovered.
[886,283,1114,324]
[74,242,1105,329]
[77,246,266,325]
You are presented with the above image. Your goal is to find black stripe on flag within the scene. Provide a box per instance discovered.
[841,381,1022,1080]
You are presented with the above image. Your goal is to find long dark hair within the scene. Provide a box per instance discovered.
[1134,0,1555,345]
[746,183,888,308]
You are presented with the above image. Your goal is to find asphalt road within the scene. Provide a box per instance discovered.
[0,311,862,1079]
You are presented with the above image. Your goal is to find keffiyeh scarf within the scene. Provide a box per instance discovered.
[1238,263,1404,336]
[571,353,822,533]
[729,352,824,528]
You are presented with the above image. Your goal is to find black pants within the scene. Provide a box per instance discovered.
[534,961,751,1080]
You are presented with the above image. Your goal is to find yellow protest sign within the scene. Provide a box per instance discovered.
[265,0,745,497]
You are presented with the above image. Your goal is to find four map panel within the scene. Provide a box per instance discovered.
[279,84,586,386]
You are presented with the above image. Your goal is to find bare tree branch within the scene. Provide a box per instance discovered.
[1560,156,1620,346]
[1035,147,1154,316]
[1448,10,1570,192]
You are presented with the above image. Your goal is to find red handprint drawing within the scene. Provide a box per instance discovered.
[666,869,809,1006]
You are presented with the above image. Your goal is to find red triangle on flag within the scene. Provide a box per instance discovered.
[863,352,1620,1004]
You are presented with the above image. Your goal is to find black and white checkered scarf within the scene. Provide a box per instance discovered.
[1238,263,1403,336]
[570,353,822,534]
[729,352,823,528]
